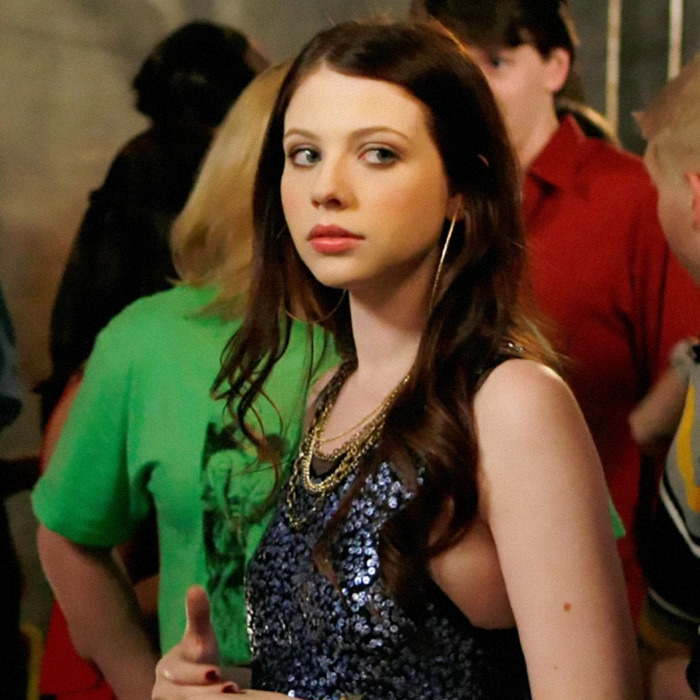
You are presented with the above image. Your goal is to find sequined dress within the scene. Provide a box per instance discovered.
[246,452,532,699]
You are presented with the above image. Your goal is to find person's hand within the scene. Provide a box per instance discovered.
[152,585,242,698]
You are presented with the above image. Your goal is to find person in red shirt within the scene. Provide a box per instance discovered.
[413,0,700,621]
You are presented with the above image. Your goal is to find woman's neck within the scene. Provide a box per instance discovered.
[316,267,432,453]
[347,266,431,387]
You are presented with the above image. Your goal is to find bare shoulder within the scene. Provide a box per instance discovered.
[474,358,578,429]
[472,358,601,502]
[470,360,641,698]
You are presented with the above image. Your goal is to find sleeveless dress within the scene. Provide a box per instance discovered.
[246,442,532,699]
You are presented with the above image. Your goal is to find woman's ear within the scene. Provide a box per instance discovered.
[686,171,700,230]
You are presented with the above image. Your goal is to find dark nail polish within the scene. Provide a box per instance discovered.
[221,683,239,694]
[205,669,221,682]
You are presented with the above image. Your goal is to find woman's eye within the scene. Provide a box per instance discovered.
[288,147,321,167]
[488,54,506,69]
[361,147,399,166]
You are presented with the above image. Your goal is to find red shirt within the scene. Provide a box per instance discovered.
[523,116,700,619]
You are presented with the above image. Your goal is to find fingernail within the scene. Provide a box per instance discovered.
[221,683,241,694]
[205,669,221,682]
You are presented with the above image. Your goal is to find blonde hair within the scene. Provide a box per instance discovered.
[170,62,289,317]
[637,52,700,182]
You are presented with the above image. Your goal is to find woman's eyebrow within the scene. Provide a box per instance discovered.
[283,128,317,140]
[283,126,412,142]
[349,126,411,142]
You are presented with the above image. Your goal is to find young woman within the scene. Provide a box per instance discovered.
[153,20,641,699]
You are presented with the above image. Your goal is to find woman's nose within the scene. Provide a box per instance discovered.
[311,158,351,209]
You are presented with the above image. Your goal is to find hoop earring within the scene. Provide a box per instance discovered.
[429,211,458,311]
[284,289,347,324]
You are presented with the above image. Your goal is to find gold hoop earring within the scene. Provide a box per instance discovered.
[429,211,458,311]
[284,289,347,324]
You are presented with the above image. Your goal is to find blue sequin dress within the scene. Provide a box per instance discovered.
[246,452,532,699]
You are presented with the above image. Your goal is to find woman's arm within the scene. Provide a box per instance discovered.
[38,524,158,700]
[451,359,641,698]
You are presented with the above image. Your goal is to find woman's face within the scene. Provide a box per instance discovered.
[280,66,459,297]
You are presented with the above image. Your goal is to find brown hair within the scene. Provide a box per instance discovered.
[216,19,554,614]
[414,0,578,61]
[414,0,581,100]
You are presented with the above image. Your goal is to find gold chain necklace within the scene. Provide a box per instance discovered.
[314,373,409,460]
[317,393,386,445]
[285,362,409,531]
[316,403,383,445]
[313,409,386,461]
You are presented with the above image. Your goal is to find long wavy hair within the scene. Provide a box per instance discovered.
[216,19,555,615]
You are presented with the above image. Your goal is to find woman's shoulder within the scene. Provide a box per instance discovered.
[473,358,600,502]
[473,359,587,463]
[475,357,567,411]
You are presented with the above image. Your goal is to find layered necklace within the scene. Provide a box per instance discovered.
[286,360,410,531]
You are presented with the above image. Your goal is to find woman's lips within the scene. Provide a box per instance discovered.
[307,225,363,254]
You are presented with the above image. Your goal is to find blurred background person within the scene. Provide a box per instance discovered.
[630,53,700,700]
[34,63,333,700]
[413,0,700,623]
[36,19,268,428]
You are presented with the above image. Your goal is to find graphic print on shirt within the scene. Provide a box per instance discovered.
[201,422,287,664]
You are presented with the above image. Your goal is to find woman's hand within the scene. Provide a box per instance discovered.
[152,586,310,699]
[152,585,242,698]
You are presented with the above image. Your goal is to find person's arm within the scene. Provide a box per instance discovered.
[630,339,694,459]
[440,360,642,698]
[38,524,158,700]
[688,628,700,697]
[648,655,697,700]
[629,367,687,459]
[34,320,158,697]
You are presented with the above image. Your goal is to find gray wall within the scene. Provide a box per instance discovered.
[0,0,698,457]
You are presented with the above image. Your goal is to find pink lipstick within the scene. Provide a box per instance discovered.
[307,225,363,254]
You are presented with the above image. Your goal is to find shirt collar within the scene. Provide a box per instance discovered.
[527,114,585,190]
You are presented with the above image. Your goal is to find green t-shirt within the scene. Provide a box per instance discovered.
[33,285,335,662]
